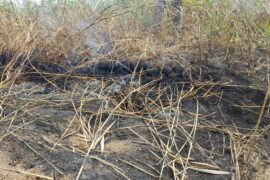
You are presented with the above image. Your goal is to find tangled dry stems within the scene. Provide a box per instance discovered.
[0,0,270,179]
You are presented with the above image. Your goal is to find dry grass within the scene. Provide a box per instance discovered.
[0,0,268,63]
[0,0,270,180]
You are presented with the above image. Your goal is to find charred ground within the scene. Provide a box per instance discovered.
[0,51,269,179]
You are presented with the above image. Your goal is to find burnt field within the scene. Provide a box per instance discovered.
[0,50,269,180]
[0,0,270,180]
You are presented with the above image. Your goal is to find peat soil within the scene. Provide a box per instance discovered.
[0,53,269,179]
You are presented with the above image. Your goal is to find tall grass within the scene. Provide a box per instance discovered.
[183,0,269,65]
[0,0,268,87]
[0,0,269,64]
[0,1,269,179]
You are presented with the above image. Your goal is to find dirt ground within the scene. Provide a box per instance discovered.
[0,53,269,179]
